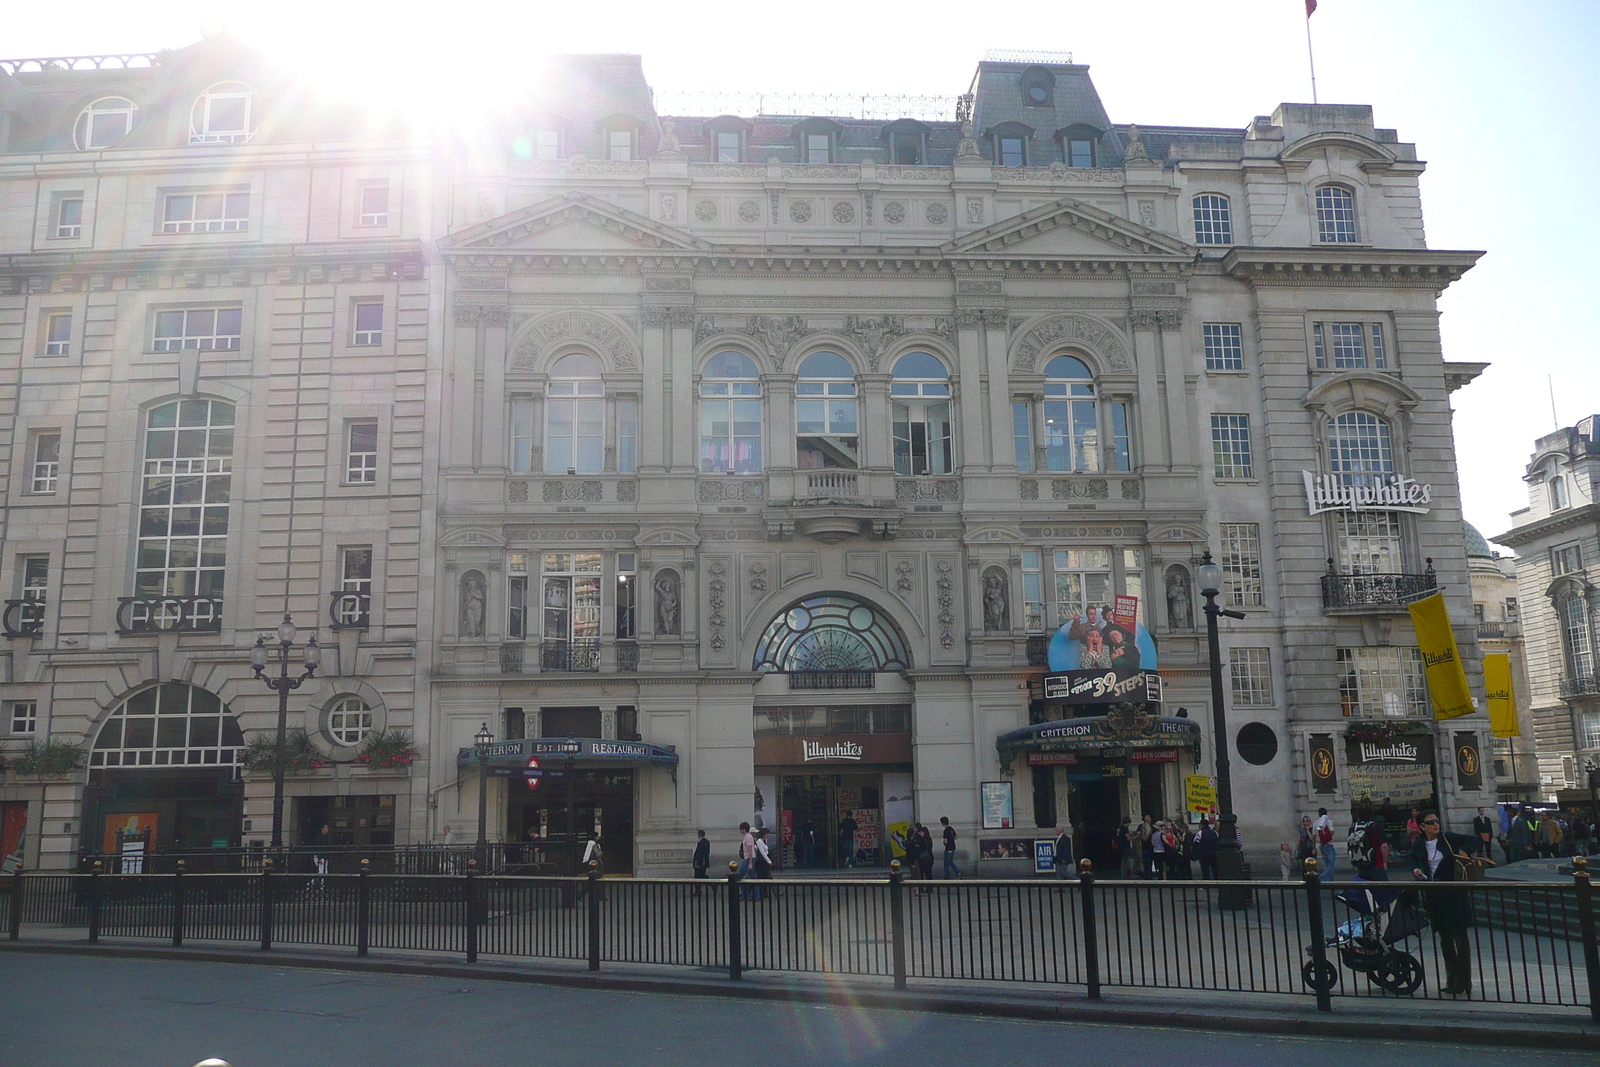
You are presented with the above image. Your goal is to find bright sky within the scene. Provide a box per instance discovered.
[8,0,1598,548]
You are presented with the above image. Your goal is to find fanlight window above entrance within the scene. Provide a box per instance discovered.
[753,595,912,674]
[91,683,245,768]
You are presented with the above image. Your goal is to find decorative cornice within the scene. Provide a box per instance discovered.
[0,240,427,293]
[1493,502,1600,549]
[1221,247,1483,291]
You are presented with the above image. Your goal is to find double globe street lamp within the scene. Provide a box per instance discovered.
[250,615,321,850]
[474,722,494,871]
[1197,551,1250,908]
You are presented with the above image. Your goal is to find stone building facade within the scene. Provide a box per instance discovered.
[0,38,1492,873]
[1496,418,1600,807]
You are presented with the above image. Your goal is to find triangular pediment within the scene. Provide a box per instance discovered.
[942,198,1193,260]
[438,193,709,257]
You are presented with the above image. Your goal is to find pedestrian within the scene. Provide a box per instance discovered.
[915,823,936,883]
[903,822,923,887]
[1150,819,1169,879]
[1405,808,1422,845]
[1049,825,1075,883]
[1116,819,1137,880]
[838,813,858,868]
[1195,819,1220,880]
[737,821,757,899]
[1137,814,1155,879]
[1279,842,1294,880]
[1506,806,1531,863]
[1171,821,1194,880]
[1408,811,1484,995]
[1347,802,1390,881]
[1315,807,1337,878]
[939,816,961,879]
[691,829,710,896]
[1472,807,1494,852]
[796,819,814,867]
[752,827,773,899]
[1296,815,1316,869]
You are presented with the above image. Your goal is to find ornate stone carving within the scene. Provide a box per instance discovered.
[1019,479,1039,500]
[459,570,487,638]
[895,478,961,502]
[930,317,954,341]
[926,202,949,225]
[745,315,815,367]
[832,201,856,224]
[1120,478,1141,500]
[883,200,906,224]
[1052,478,1109,500]
[738,200,762,222]
[659,194,678,221]
[749,561,768,592]
[936,559,956,649]
[789,200,814,224]
[512,310,638,370]
[454,304,510,327]
[1138,200,1156,228]
[1165,565,1195,631]
[695,199,718,221]
[982,566,1010,633]
[957,279,1003,295]
[698,478,766,503]
[543,480,603,502]
[508,481,530,502]
[645,276,692,291]
[657,119,681,154]
[1013,314,1130,372]
[966,197,984,224]
[617,480,638,502]
[845,316,905,371]
[654,569,682,635]
[1128,308,1183,330]
[895,559,914,592]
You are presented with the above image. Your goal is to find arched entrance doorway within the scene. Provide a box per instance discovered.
[84,683,246,858]
[751,594,915,869]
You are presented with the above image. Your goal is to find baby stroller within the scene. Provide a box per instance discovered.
[1302,878,1428,995]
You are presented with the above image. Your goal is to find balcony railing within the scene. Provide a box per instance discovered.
[1320,559,1436,610]
[789,671,875,690]
[1559,674,1600,699]
[542,639,600,673]
[2,598,45,637]
[1476,621,1521,640]
[328,589,371,631]
[805,470,858,497]
[116,596,223,635]
[500,643,525,674]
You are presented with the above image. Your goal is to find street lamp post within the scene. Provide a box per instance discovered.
[250,615,321,850]
[474,722,494,871]
[1585,758,1599,824]
[1197,551,1249,908]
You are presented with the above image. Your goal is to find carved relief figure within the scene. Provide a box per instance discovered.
[1165,567,1194,630]
[460,571,487,638]
[654,570,681,635]
[982,567,1010,633]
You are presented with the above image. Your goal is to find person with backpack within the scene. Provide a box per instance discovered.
[939,816,960,879]
[1314,807,1337,878]
[1347,803,1390,881]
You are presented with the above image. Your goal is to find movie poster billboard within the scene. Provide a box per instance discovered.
[1044,595,1160,707]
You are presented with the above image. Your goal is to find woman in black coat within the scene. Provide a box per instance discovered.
[1407,811,1483,995]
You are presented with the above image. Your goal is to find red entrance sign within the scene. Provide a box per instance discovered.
[1129,750,1179,763]
[524,755,542,791]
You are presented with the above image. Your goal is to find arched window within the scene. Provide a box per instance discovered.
[545,353,604,474]
[1315,185,1358,243]
[190,82,260,145]
[1192,194,1233,245]
[327,696,374,746]
[74,96,138,150]
[1039,355,1129,472]
[91,683,244,768]
[1560,592,1595,681]
[132,399,234,631]
[753,594,912,673]
[795,351,858,470]
[1327,412,1393,487]
[700,351,763,473]
[1550,474,1569,511]
[891,352,952,475]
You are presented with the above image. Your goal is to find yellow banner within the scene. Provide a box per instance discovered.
[1484,652,1520,738]
[1408,593,1474,720]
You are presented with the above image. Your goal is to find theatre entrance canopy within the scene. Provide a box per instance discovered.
[997,706,1201,766]
[456,737,680,777]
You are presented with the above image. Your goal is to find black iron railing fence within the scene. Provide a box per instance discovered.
[74,843,586,876]
[4,863,1597,1019]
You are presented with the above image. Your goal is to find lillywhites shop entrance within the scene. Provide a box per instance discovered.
[754,704,913,869]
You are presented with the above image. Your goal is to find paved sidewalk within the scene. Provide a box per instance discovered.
[5,930,1597,1051]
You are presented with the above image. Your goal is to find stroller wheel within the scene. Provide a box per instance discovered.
[1386,954,1424,995]
[1301,958,1337,993]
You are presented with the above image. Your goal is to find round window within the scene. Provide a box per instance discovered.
[327,696,373,747]
[1235,722,1279,766]
[1027,84,1049,104]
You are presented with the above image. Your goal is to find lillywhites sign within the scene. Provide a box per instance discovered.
[1302,472,1432,515]
[1358,741,1420,763]
[802,739,864,762]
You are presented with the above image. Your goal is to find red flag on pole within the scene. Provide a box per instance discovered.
[1306,0,1317,15]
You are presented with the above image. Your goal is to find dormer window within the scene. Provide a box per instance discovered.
[190,82,260,145]
[534,129,560,160]
[805,133,832,163]
[608,129,635,162]
[1058,124,1101,168]
[716,130,742,163]
[881,119,929,166]
[1550,474,1569,511]
[794,119,843,165]
[988,123,1034,167]
[74,96,139,150]
[1019,67,1055,108]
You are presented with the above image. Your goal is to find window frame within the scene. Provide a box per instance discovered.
[541,551,604,645]
[1192,194,1233,245]
[55,196,84,239]
[698,350,764,474]
[1549,475,1569,511]
[606,128,635,162]
[161,190,250,235]
[135,400,234,623]
[7,700,38,736]
[338,546,373,627]
[1203,323,1244,372]
[1559,591,1596,681]
[358,183,390,227]
[1219,522,1265,608]
[890,351,954,476]
[1311,320,1387,370]
[326,695,374,747]
[189,82,260,146]
[507,551,530,640]
[44,312,72,356]
[1228,647,1274,707]
[152,306,243,353]
[714,129,743,163]
[29,431,61,494]
[804,132,833,164]
[1314,184,1359,243]
[73,95,140,150]
[352,301,384,346]
[1210,414,1254,479]
[1326,411,1395,488]
[345,419,379,485]
[1338,646,1428,717]
[794,351,860,471]
[544,353,607,475]
[1551,542,1584,577]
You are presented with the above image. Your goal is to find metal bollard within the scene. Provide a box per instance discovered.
[172,860,186,947]
[888,860,907,990]
[1303,857,1333,1012]
[1574,856,1599,1025]
[1078,859,1100,1000]
[357,859,370,958]
[586,860,601,972]
[726,860,742,980]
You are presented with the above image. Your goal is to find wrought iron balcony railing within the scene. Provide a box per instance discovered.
[1320,559,1436,610]
[116,596,223,634]
[2,598,45,637]
[541,639,600,673]
[1559,674,1600,700]
[328,589,371,631]
[500,643,525,674]
[1025,635,1050,667]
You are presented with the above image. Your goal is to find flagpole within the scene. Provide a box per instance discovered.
[1305,8,1319,104]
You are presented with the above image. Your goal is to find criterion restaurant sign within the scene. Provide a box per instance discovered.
[1303,472,1432,515]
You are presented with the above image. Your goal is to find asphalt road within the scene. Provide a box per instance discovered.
[0,954,1591,1067]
